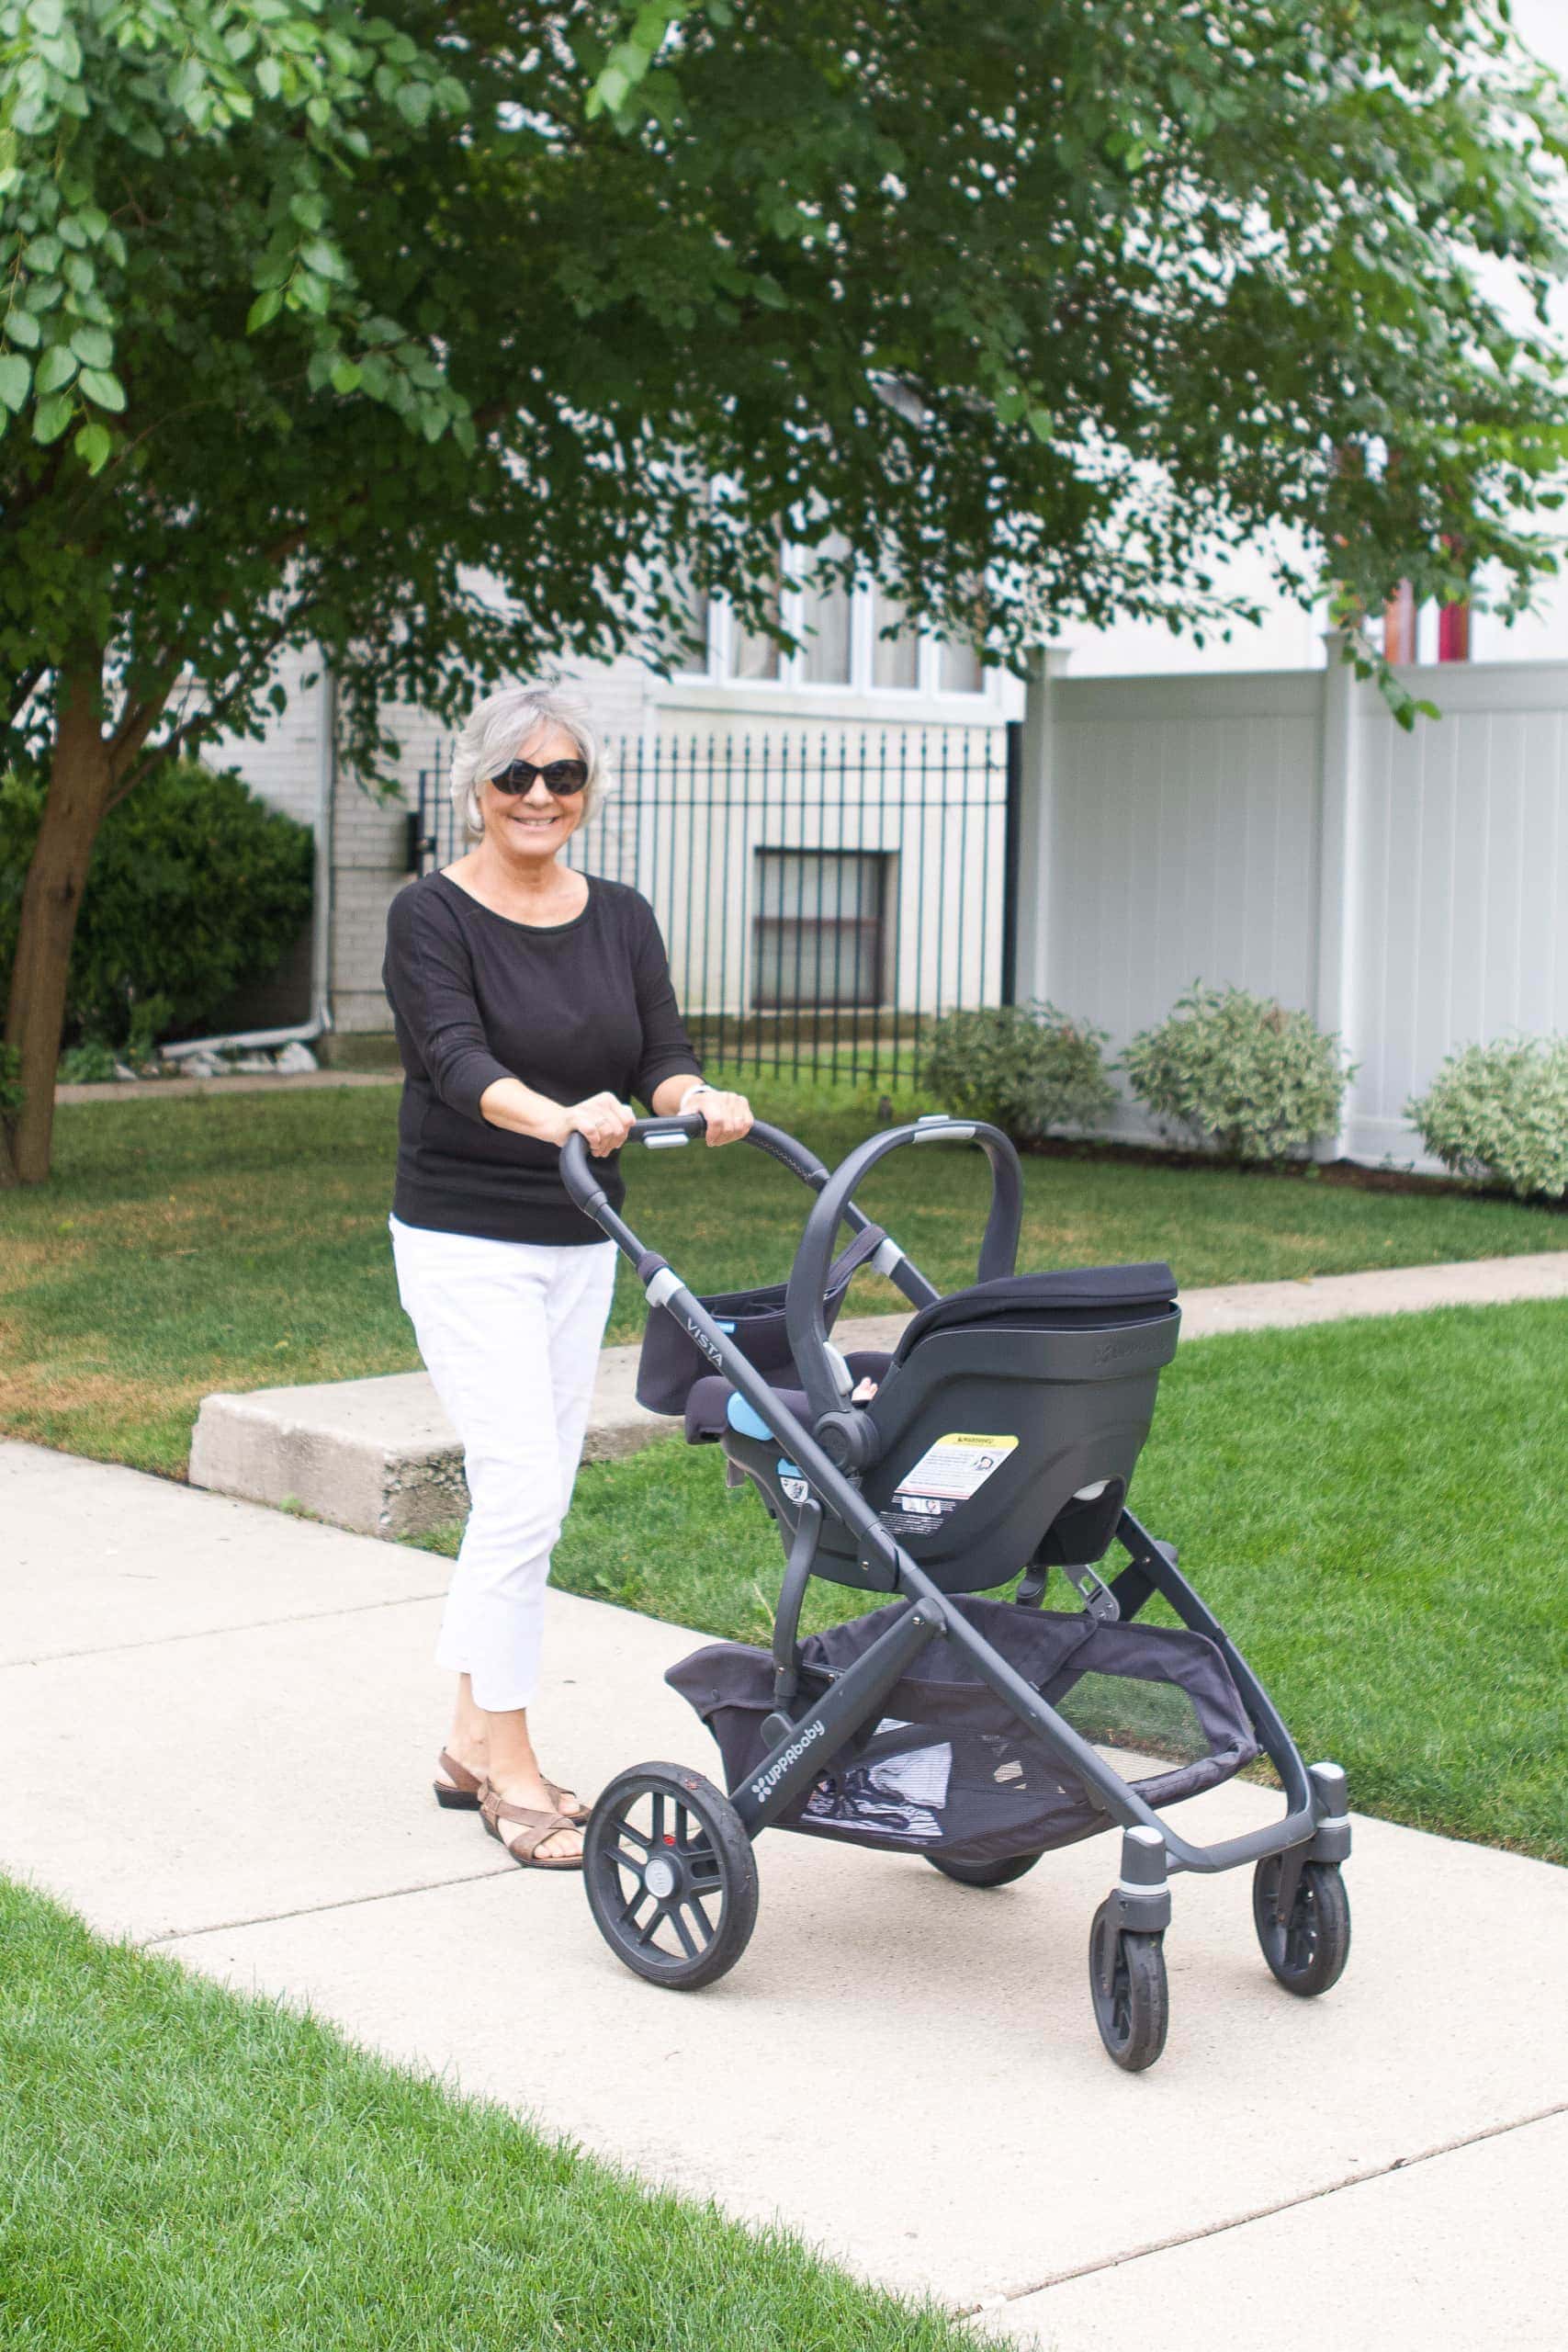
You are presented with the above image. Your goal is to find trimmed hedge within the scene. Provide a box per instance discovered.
[1122,982,1349,1163]
[1,762,313,1056]
[920,1002,1115,1143]
[1408,1036,1568,1202]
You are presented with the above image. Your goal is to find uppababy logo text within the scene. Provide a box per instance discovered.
[1094,1333,1159,1366]
[750,1722,824,1802]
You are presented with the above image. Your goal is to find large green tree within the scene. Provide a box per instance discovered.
[4,0,1566,1181]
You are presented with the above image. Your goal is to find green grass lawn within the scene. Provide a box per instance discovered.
[413,1299,1568,1866]
[0,1881,1004,2352]
[3,1079,1562,1476]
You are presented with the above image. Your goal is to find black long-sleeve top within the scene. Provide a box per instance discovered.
[382,871,700,1244]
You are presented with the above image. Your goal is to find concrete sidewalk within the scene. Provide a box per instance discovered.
[189,1249,1568,1536]
[3,1439,1565,2349]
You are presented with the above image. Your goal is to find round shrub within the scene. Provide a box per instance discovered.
[1407,1036,1568,1202]
[920,1002,1116,1142]
[0,761,313,1054]
[1122,982,1349,1162]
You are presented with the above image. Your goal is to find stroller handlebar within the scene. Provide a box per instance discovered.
[558,1113,986,1453]
[557,1114,834,1233]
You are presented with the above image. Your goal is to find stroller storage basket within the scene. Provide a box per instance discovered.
[636,1224,886,1418]
[668,1596,1259,1870]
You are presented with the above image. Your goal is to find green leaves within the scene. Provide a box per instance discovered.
[587,0,700,120]
[78,368,125,412]
[33,390,73,444]
[68,325,113,370]
[35,345,76,395]
[73,421,112,475]
[0,355,30,413]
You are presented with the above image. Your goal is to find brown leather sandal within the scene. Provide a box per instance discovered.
[544,1778,591,1826]
[433,1750,488,1811]
[434,1752,588,1826]
[481,1788,584,1871]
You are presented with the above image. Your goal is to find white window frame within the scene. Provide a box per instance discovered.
[685,559,992,702]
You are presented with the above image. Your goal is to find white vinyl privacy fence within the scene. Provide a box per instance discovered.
[1012,639,1568,1166]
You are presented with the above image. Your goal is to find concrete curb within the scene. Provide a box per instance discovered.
[56,1069,401,1106]
[188,1250,1568,1537]
[189,1349,668,1539]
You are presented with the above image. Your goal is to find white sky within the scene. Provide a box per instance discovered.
[1511,0,1568,80]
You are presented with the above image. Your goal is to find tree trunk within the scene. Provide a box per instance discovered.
[1,660,112,1186]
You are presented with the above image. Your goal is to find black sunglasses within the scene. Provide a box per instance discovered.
[490,758,590,797]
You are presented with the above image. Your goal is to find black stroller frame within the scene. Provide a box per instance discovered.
[561,1113,1352,2070]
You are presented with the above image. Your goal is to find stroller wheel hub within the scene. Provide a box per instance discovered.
[584,1762,760,1991]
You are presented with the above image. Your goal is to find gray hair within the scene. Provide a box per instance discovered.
[448,683,608,841]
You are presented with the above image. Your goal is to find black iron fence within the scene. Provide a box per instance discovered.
[414,723,1021,1091]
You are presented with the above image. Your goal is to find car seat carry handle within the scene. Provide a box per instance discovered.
[785,1117,1023,1433]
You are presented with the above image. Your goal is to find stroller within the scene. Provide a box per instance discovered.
[559,1113,1351,2071]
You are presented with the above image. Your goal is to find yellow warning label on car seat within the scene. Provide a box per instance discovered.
[892,1433,1018,1522]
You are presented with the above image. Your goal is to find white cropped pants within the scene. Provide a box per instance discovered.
[389,1216,617,1712]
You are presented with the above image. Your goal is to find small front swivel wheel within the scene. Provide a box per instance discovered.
[1088,1899,1168,2072]
[1253,1856,1351,1996]
[584,1764,758,1991]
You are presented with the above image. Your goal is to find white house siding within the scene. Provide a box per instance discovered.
[1028,654,1568,1165]
[204,667,327,829]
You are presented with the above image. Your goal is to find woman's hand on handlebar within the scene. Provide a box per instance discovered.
[558,1092,637,1158]
[694,1088,752,1148]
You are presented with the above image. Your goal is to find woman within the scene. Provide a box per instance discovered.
[383,684,752,1870]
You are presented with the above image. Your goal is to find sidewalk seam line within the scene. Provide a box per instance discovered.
[0,1588,449,1670]
[976,2100,1568,2310]
[142,1864,515,1945]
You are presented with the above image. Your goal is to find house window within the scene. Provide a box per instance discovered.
[752,849,888,1009]
[730,546,784,680]
[671,569,710,675]
[801,533,852,684]
[939,633,984,695]
[873,587,921,689]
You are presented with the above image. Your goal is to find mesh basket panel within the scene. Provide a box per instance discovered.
[1054,1671,1210,1769]
[667,1596,1259,1867]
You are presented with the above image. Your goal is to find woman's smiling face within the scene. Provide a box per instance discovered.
[479,723,587,861]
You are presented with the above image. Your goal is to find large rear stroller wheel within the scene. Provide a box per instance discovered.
[584,1763,758,1991]
[927,1851,1043,1888]
[1088,1898,1168,2072]
[1252,1856,1351,1996]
